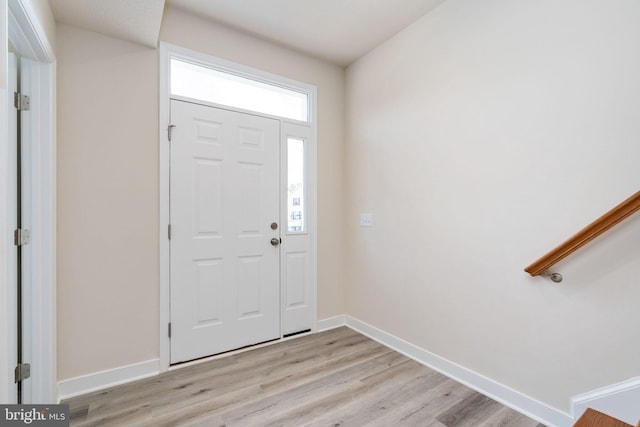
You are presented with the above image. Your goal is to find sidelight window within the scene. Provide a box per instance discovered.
[287,138,306,233]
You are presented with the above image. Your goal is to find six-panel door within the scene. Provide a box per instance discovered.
[170,100,280,363]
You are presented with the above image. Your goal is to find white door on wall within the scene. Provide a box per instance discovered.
[169,99,281,364]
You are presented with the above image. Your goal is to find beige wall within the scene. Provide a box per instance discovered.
[56,25,159,380]
[56,8,345,381]
[345,0,640,413]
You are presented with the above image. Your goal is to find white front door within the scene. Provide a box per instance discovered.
[169,100,281,364]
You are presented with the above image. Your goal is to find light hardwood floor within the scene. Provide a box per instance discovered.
[64,327,545,426]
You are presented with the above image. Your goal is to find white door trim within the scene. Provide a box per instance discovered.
[1,0,56,404]
[18,56,56,404]
[159,43,317,370]
[1,48,19,406]
[1,0,11,405]
[7,0,54,63]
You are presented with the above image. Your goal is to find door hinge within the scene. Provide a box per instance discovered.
[168,224,172,240]
[14,363,31,383]
[14,229,31,246]
[168,124,176,141]
[168,322,172,338]
[14,92,30,111]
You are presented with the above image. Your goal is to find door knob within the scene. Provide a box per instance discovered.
[270,238,280,246]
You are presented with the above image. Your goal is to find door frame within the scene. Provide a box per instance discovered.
[158,43,318,371]
[1,0,56,403]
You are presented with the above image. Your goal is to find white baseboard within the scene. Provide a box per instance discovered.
[57,359,160,401]
[344,316,574,427]
[571,376,640,426]
[317,315,347,331]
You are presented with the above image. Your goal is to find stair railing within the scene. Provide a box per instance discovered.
[525,191,640,282]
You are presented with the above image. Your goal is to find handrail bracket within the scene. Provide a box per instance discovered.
[542,270,563,283]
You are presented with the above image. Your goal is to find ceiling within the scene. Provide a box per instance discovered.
[48,0,165,48]
[48,0,446,66]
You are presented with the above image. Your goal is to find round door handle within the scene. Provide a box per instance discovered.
[270,238,280,246]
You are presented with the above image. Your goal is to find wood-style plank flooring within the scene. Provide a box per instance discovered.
[64,327,545,426]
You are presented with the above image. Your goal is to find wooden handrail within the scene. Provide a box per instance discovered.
[525,191,640,277]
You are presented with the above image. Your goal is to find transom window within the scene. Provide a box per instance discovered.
[170,58,310,122]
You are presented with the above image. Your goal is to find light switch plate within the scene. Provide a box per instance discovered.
[360,213,374,227]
